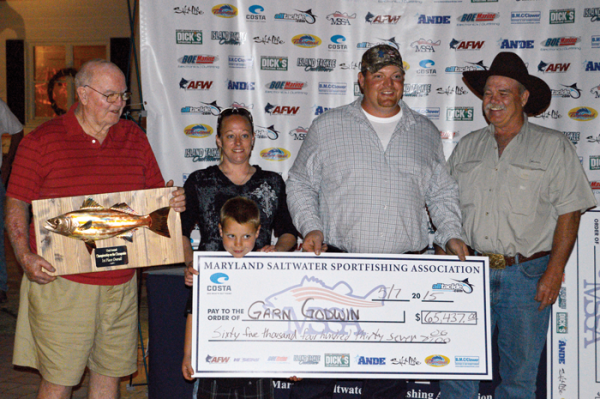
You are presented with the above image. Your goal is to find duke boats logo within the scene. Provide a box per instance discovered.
[327,11,356,25]
[365,12,402,24]
[184,124,213,138]
[211,4,237,18]
[176,30,202,45]
[292,34,321,48]
[274,9,316,24]
[260,148,291,161]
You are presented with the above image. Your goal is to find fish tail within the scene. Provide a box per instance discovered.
[149,207,171,238]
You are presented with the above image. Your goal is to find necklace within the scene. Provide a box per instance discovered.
[220,164,254,185]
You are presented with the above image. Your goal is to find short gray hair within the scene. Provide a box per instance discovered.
[74,59,122,88]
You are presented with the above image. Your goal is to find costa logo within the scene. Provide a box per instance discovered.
[211,4,237,18]
[329,35,348,51]
[292,34,321,48]
[247,5,266,21]
[184,124,213,138]
[425,354,451,367]
[568,107,598,121]
[260,148,291,161]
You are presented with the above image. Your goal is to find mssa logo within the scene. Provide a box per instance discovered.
[289,126,308,140]
[265,102,300,115]
[255,125,280,140]
[569,107,598,121]
[585,61,600,71]
[292,34,321,48]
[247,4,266,21]
[449,39,485,50]
[326,11,356,25]
[410,38,441,52]
[425,354,450,367]
[329,35,348,51]
[499,39,534,49]
[591,84,600,98]
[417,14,451,24]
[179,78,213,90]
[538,61,570,73]
[211,4,237,18]
[226,80,255,90]
[355,356,386,365]
[260,148,291,161]
[184,124,213,138]
[558,339,566,364]
[365,12,401,25]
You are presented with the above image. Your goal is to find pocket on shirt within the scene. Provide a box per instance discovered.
[507,164,545,215]
[454,160,483,209]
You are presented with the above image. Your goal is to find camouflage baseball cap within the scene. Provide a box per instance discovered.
[361,45,404,74]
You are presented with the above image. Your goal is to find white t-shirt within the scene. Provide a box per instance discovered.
[362,107,402,150]
[0,99,23,167]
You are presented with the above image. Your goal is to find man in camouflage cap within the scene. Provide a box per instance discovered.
[287,44,467,398]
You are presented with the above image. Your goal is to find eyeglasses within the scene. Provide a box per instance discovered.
[84,85,131,103]
[217,107,254,125]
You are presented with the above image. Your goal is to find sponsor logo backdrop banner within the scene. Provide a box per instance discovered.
[140,1,599,397]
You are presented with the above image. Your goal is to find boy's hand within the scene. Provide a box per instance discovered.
[182,359,195,381]
[184,263,198,287]
[166,180,186,212]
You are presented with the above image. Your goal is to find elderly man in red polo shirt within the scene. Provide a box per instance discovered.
[6,59,185,399]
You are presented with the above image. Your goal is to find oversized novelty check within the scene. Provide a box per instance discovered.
[191,252,491,380]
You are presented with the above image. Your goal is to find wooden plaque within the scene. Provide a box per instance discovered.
[32,188,184,276]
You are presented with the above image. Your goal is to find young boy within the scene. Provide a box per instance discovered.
[182,197,271,398]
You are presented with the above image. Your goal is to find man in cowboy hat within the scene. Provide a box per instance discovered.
[438,52,596,398]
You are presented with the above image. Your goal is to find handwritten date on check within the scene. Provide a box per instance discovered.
[191,253,492,380]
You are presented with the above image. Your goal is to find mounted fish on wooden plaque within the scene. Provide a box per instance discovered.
[32,188,184,276]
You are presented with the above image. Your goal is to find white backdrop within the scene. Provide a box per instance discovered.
[140,1,600,397]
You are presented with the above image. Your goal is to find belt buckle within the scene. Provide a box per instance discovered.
[483,253,506,269]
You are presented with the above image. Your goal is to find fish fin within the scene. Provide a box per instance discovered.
[79,220,93,230]
[110,203,139,215]
[148,207,171,238]
[80,198,104,210]
[116,231,134,242]
[84,240,96,254]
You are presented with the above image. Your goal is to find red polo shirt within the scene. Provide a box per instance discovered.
[8,103,165,285]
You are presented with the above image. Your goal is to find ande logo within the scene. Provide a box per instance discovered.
[184,124,213,138]
[260,148,291,161]
[425,354,450,367]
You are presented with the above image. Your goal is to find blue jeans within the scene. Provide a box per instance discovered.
[0,182,6,292]
[439,255,551,399]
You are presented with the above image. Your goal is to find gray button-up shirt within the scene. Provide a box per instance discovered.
[287,97,463,254]
[448,118,596,257]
